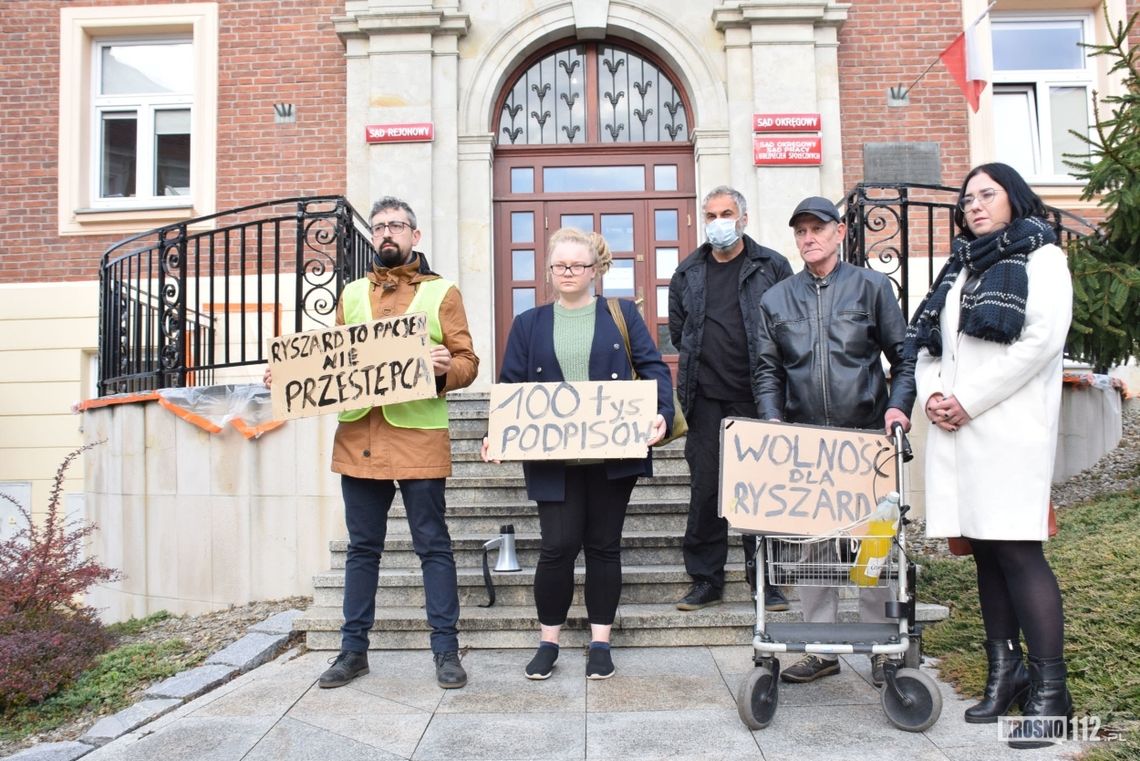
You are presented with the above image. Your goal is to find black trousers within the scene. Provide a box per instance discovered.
[682,394,757,590]
[534,464,638,627]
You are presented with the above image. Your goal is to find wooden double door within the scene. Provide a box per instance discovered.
[493,160,698,378]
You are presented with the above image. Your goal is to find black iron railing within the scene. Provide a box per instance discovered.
[98,186,1099,396]
[841,183,1098,317]
[98,196,374,395]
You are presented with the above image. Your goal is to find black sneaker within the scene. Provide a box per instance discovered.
[525,644,559,680]
[780,654,841,683]
[318,650,369,688]
[676,581,722,611]
[764,587,790,612]
[870,653,888,687]
[434,650,467,689]
[586,646,615,680]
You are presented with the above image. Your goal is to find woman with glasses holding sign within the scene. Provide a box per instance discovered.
[906,163,1073,748]
[481,227,673,680]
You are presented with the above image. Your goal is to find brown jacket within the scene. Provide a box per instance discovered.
[330,253,479,480]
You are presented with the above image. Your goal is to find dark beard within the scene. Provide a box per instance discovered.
[374,244,410,269]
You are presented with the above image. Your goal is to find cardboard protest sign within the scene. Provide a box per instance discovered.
[267,313,436,420]
[486,380,658,461]
[719,418,897,537]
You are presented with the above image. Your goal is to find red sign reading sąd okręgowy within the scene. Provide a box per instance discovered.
[752,113,821,132]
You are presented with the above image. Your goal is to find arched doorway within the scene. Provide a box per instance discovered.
[491,41,697,374]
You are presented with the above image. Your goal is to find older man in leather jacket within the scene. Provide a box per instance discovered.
[755,196,915,687]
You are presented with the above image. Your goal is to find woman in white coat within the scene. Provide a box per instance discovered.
[906,163,1072,749]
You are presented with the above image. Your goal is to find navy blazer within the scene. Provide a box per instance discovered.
[498,297,675,502]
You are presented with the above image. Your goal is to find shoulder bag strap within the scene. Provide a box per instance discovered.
[606,297,637,378]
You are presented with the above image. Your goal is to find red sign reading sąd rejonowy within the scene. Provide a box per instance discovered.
[752,113,821,132]
[753,136,823,166]
[365,123,435,143]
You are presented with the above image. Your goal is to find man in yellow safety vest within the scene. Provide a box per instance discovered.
[272,197,479,689]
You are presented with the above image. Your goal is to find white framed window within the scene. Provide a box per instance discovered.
[92,39,194,207]
[990,14,1094,182]
[59,4,217,236]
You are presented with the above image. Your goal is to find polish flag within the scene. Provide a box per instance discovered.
[939,7,992,112]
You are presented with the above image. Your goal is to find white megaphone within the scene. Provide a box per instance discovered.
[479,524,521,607]
[489,524,521,573]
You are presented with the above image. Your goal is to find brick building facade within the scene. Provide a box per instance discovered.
[1,0,345,284]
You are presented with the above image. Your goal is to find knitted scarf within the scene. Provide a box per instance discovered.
[905,216,1056,358]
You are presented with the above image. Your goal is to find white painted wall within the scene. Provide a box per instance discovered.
[0,282,98,523]
[83,400,344,621]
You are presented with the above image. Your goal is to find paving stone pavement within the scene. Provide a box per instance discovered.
[18,646,1092,761]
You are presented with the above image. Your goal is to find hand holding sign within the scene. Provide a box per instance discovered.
[430,345,452,376]
[646,414,667,446]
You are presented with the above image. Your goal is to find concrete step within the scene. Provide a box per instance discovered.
[389,474,693,505]
[447,448,691,478]
[296,600,950,650]
[449,456,525,477]
[442,390,489,415]
[446,417,491,437]
[382,498,691,535]
[327,531,712,569]
[312,563,759,608]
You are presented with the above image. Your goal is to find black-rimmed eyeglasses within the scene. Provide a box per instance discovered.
[371,221,412,234]
[549,263,595,276]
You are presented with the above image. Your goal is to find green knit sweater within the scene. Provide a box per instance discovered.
[552,300,596,381]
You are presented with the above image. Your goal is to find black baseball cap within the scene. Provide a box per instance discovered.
[788,196,841,226]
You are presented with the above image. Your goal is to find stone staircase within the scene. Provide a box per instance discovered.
[296,392,947,649]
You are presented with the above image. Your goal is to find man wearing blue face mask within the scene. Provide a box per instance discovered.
[668,186,793,611]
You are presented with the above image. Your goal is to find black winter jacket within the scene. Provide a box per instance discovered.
[754,261,916,429]
[668,235,793,416]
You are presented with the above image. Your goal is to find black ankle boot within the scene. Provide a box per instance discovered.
[964,639,1029,724]
[1009,656,1073,750]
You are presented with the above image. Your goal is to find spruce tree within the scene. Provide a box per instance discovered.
[1065,3,1140,372]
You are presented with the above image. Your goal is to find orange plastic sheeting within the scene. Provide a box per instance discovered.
[79,385,288,439]
[1062,372,1130,398]
[157,385,286,438]
[76,392,160,411]
[231,417,286,438]
[156,395,224,433]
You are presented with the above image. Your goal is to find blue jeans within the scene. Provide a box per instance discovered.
[340,475,459,654]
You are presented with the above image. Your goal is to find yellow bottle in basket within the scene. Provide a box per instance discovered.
[850,492,900,587]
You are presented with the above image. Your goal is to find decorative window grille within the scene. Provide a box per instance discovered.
[498,43,689,145]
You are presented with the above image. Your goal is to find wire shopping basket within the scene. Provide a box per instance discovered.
[765,527,899,588]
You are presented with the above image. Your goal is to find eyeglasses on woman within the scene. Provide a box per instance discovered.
[549,263,595,276]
